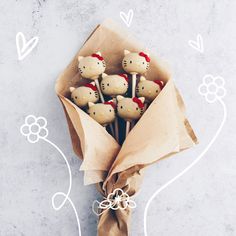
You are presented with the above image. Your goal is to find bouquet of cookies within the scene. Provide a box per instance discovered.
[55,19,197,236]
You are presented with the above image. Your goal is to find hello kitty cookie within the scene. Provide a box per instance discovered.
[88,101,116,126]
[78,52,106,80]
[78,51,106,102]
[136,76,164,103]
[70,82,99,107]
[122,50,150,75]
[101,73,129,97]
[116,95,145,121]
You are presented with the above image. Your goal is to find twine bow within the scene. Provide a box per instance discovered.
[92,188,136,216]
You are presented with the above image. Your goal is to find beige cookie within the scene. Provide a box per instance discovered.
[70,82,99,107]
[136,76,164,102]
[122,50,150,74]
[78,51,106,79]
[101,73,129,97]
[117,95,145,121]
[87,101,116,126]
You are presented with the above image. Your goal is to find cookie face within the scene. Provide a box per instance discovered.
[117,96,145,121]
[101,74,129,97]
[88,102,116,126]
[122,50,150,74]
[136,77,163,102]
[78,52,106,79]
[70,82,99,107]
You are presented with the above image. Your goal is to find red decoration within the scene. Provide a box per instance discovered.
[139,52,150,62]
[153,80,164,90]
[132,97,144,109]
[91,53,104,61]
[104,101,116,109]
[118,74,128,82]
[84,83,97,91]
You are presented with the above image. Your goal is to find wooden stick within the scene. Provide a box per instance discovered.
[114,117,119,142]
[95,79,104,103]
[112,98,119,143]
[109,123,115,137]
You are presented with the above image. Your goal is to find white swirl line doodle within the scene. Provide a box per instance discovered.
[120,9,134,27]
[92,188,136,216]
[144,75,227,236]
[16,32,39,61]
[188,34,204,53]
[20,115,81,236]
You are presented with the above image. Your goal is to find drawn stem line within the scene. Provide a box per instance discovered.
[144,99,227,236]
[43,138,82,236]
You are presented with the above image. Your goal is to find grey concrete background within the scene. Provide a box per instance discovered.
[0,0,236,235]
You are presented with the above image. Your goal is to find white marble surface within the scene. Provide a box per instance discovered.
[0,1,236,235]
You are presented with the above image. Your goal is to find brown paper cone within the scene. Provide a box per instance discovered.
[55,19,198,235]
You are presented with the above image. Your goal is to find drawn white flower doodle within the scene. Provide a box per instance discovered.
[198,74,226,103]
[144,75,227,236]
[20,115,81,236]
[92,188,136,216]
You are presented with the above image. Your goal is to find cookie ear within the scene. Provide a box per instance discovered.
[96,51,102,56]
[117,95,124,101]
[69,87,75,92]
[139,97,145,103]
[124,50,130,55]
[88,102,95,108]
[140,76,146,82]
[102,73,108,78]
[78,56,84,62]
[90,81,95,86]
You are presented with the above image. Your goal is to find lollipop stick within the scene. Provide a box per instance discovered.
[131,74,137,98]
[126,121,131,137]
[109,124,115,137]
[95,79,104,103]
[112,98,119,142]
[114,118,119,142]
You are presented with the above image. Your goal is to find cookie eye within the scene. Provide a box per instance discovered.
[136,107,139,111]
[109,109,112,112]
[107,83,109,86]
[124,83,126,86]
[156,90,158,93]
[90,92,92,94]
[120,106,123,109]
[130,60,132,63]
[142,87,144,90]
[93,112,96,115]
[75,96,78,99]
[143,62,145,64]
[97,62,100,65]
[83,66,86,69]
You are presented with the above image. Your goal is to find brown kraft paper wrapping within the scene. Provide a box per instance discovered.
[55,19,198,236]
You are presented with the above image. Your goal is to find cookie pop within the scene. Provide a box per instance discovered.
[70,82,99,108]
[78,51,106,102]
[101,73,129,142]
[136,76,164,109]
[116,95,145,136]
[122,50,150,98]
[88,101,116,131]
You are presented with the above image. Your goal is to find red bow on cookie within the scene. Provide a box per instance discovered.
[104,101,116,109]
[84,83,97,91]
[153,80,164,90]
[132,97,144,109]
[118,74,128,82]
[91,53,104,61]
[139,52,150,62]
